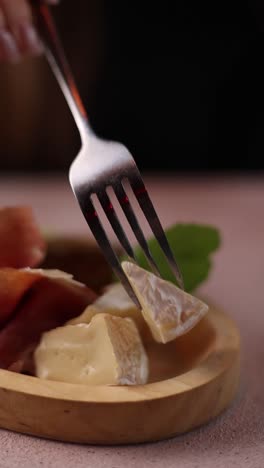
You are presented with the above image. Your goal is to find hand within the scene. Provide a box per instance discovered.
[0,0,59,63]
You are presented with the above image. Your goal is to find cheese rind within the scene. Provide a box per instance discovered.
[35,313,149,386]
[68,283,149,337]
[122,261,209,344]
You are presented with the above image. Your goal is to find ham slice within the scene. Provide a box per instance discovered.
[0,268,41,328]
[0,206,46,268]
[0,268,97,370]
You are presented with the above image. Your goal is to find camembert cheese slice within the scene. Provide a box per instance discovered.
[68,282,148,336]
[35,313,148,385]
[122,261,209,344]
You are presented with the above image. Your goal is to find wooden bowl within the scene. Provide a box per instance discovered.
[0,237,240,445]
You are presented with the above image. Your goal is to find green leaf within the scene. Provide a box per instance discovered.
[121,224,220,293]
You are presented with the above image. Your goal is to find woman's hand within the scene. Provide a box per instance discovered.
[0,0,59,63]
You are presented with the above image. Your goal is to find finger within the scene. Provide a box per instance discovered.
[0,7,6,29]
[0,0,42,58]
[0,6,21,63]
[0,0,32,28]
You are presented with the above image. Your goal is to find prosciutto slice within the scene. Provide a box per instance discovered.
[0,269,97,370]
[0,268,41,328]
[0,206,46,268]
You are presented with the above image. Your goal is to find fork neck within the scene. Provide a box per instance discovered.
[35,4,93,143]
[46,50,92,142]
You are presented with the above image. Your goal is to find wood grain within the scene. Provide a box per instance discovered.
[0,306,240,445]
[0,237,240,444]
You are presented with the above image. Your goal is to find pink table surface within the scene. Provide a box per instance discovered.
[0,173,263,468]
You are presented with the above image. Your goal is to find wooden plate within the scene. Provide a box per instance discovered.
[0,237,240,445]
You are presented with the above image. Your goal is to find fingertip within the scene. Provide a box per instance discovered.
[15,23,43,57]
[0,29,21,63]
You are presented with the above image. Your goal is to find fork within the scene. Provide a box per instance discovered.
[35,4,184,306]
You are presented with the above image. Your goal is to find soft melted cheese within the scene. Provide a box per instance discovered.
[122,261,209,344]
[35,313,149,386]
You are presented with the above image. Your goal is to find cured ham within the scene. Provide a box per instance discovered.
[0,205,97,373]
[0,269,97,370]
[0,206,46,268]
[0,268,41,328]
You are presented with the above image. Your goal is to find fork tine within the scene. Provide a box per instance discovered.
[114,183,161,277]
[129,177,184,289]
[81,197,141,308]
[97,189,135,260]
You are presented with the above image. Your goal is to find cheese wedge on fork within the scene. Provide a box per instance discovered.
[122,261,209,344]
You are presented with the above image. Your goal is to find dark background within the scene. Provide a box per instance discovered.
[0,0,264,173]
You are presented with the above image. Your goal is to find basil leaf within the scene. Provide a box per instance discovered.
[122,224,220,293]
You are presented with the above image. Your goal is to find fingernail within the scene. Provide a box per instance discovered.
[18,24,43,56]
[0,30,21,63]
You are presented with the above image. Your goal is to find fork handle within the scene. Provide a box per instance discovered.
[34,3,91,141]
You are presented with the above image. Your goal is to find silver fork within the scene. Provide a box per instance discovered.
[36,4,184,305]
